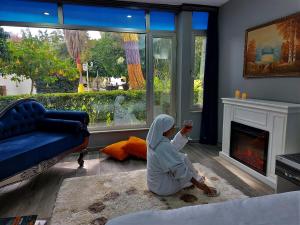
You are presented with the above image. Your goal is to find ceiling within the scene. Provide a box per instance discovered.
[120,0,230,7]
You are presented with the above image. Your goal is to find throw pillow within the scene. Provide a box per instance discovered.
[101,141,129,161]
[124,136,147,160]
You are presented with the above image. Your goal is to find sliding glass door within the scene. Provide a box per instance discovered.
[149,34,176,120]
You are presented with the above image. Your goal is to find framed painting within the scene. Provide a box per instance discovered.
[244,12,300,78]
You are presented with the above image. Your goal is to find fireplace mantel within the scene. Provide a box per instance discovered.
[220,98,300,188]
[222,98,300,114]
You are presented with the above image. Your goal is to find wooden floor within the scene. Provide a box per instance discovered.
[0,143,274,220]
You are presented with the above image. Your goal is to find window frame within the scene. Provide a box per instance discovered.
[190,30,207,111]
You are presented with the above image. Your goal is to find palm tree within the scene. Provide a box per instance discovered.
[63,30,88,91]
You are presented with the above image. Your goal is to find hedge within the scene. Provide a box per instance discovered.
[0,90,146,126]
[0,89,202,126]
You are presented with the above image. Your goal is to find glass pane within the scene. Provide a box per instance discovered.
[193,35,207,107]
[192,12,209,30]
[150,11,175,31]
[153,37,173,117]
[63,4,146,30]
[0,0,58,24]
[0,26,147,130]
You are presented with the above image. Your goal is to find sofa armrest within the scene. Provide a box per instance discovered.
[37,118,89,135]
[45,110,89,126]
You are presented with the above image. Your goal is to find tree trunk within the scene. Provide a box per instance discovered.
[30,80,34,95]
[76,56,83,84]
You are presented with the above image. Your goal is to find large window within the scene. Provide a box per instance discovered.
[1,1,206,131]
[0,26,146,131]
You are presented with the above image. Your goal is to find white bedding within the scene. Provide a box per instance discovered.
[107,191,300,225]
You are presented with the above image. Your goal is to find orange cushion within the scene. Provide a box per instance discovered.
[124,136,147,160]
[101,141,129,161]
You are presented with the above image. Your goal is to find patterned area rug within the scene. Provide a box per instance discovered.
[51,164,248,225]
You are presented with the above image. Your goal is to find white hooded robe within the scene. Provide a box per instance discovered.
[146,114,202,196]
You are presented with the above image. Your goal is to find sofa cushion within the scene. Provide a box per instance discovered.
[0,101,46,140]
[0,131,84,180]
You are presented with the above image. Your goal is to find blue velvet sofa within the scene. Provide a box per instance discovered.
[0,99,90,188]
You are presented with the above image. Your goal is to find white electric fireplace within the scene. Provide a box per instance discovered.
[220,98,300,188]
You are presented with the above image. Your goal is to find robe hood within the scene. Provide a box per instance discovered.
[146,114,175,150]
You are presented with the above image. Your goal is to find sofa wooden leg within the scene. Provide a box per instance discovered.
[78,151,86,168]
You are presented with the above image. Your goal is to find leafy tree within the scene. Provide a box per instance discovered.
[89,33,127,78]
[45,29,71,59]
[36,75,78,93]
[0,27,10,63]
[1,30,78,94]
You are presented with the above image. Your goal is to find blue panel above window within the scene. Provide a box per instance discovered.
[192,12,209,30]
[0,0,58,24]
[150,11,175,31]
[63,4,146,30]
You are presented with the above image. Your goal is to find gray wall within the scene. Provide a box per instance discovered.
[218,0,300,142]
[177,11,202,141]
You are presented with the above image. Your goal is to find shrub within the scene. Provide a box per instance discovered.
[36,76,79,93]
[193,79,203,106]
[0,90,147,126]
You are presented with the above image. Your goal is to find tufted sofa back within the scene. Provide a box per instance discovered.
[0,99,46,140]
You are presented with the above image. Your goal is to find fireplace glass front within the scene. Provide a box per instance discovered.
[230,121,269,175]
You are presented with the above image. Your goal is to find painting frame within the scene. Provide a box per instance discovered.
[244,12,300,78]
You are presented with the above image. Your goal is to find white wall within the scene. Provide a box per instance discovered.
[0,75,36,95]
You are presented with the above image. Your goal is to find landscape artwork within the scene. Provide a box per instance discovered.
[244,12,300,78]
